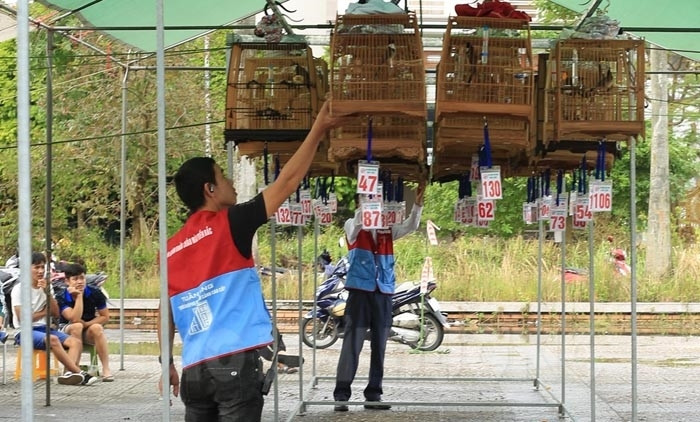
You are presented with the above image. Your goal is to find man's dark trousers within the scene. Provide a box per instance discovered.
[333,289,393,401]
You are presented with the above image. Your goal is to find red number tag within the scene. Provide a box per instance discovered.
[588,180,613,212]
[361,202,384,230]
[480,166,502,200]
[290,203,305,227]
[299,190,312,216]
[275,200,291,225]
[476,195,495,221]
[357,161,380,195]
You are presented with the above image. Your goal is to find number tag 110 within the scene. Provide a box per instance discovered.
[588,180,613,212]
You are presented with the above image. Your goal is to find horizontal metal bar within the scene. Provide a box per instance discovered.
[47,24,700,33]
[313,375,538,382]
[302,400,561,408]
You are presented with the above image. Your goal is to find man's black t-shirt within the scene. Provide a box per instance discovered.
[56,285,108,324]
[228,193,268,259]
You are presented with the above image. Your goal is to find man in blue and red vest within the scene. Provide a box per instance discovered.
[158,101,345,422]
[333,182,425,411]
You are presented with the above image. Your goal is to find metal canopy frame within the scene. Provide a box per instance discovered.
[13,2,663,419]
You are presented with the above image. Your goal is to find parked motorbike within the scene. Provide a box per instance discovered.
[0,265,19,328]
[301,256,448,352]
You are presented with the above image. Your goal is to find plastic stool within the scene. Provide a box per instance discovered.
[80,343,100,376]
[14,347,59,381]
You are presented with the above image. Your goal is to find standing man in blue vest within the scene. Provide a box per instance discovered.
[333,182,425,411]
[158,101,346,422]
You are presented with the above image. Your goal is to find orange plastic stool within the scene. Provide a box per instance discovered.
[14,347,59,381]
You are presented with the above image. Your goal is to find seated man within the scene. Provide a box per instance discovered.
[11,252,97,385]
[55,262,113,381]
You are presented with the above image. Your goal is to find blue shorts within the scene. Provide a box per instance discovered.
[15,326,70,349]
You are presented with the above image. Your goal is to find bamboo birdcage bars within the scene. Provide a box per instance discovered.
[327,13,427,179]
[433,16,534,180]
[224,38,320,154]
[328,115,427,178]
[544,39,645,144]
[328,13,427,118]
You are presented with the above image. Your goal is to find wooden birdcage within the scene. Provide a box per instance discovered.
[236,140,339,177]
[436,16,534,119]
[329,115,426,165]
[224,37,320,149]
[544,39,645,144]
[329,13,426,118]
[314,58,329,102]
[531,140,616,172]
[433,16,534,180]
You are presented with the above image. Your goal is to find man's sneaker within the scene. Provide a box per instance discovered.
[0,331,8,344]
[364,400,391,410]
[57,372,84,385]
[80,371,99,386]
[334,403,349,412]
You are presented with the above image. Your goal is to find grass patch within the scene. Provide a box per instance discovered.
[86,224,700,303]
[107,342,182,356]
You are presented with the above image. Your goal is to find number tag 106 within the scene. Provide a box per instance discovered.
[589,180,613,212]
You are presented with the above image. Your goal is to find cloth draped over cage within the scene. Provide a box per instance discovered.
[338,0,406,34]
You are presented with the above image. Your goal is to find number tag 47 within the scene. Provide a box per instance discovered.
[479,166,502,200]
[357,160,380,195]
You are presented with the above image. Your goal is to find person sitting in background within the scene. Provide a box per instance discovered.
[12,252,96,385]
[55,262,113,382]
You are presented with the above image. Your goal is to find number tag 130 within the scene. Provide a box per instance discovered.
[480,166,502,200]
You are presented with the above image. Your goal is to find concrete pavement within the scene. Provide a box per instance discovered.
[0,329,698,421]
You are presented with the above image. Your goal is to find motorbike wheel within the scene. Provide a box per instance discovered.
[301,317,339,349]
[412,313,444,352]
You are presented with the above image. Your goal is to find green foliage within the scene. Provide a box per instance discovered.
[533,0,580,24]
[610,129,700,229]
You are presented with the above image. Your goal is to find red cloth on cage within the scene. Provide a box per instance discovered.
[455,0,531,21]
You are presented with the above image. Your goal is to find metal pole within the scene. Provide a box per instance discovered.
[535,217,543,386]
[155,0,170,420]
[588,219,596,421]
[295,225,304,412]
[560,232,566,411]
[44,27,54,407]
[17,0,34,419]
[203,35,212,157]
[270,218,279,421]
[119,62,130,372]
[629,136,638,421]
